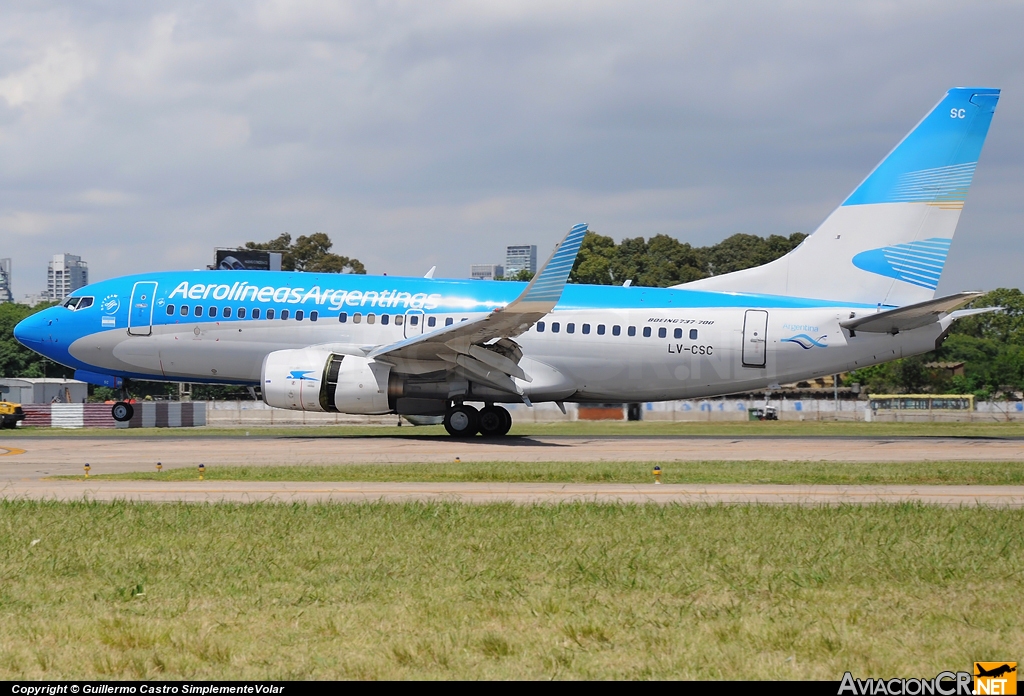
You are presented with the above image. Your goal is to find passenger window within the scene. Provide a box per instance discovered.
[552,322,560,333]
[252,308,261,319]
[381,314,390,325]
[628,326,636,337]
[690,329,698,339]
[209,306,218,318]
[658,327,666,338]
[445,317,453,326]
[266,309,275,319]
[181,305,189,316]
[597,325,605,335]
[537,321,545,332]
[194,306,203,317]
[166,305,175,316]
[295,310,303,321]
[612,325,621,336]
[410,315,419,326]
[643,327,651,338]
[427,316,436,327]
[309,311,317,322]
[367,313,375,324]
[395,315,404,325]
[352,313,361,324]
[674,328,682,339]
[339,312,347,323]
[567,323,575,334]
[238,308,246,319]
[582,324,590,335]
[281,309,289,320]
[223,307,232,318]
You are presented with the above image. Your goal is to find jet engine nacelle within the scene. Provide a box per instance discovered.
[261,348,391,414]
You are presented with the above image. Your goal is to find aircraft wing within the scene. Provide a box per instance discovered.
[840,292,985,334]
[367,223,588,395]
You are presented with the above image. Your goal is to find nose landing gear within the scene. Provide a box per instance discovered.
[111,379,135,423]
[111,401,134,422]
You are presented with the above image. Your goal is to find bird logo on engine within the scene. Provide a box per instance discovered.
[288,370,318,381]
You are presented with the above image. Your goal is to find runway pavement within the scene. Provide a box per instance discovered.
[2,435,1024,481]
[1,479,1022,506]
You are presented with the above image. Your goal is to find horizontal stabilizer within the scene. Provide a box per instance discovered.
[840,292,981,334]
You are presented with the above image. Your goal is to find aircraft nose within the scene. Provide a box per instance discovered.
[13,312,51,347]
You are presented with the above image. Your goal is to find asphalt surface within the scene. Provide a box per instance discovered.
[3,435,1023,505]
[4,435,1024,478]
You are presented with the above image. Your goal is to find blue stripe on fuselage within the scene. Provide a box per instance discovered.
[72,270,881,327]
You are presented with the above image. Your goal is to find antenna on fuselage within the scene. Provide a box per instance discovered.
[424,266,436,279]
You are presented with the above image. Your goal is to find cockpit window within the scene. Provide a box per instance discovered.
[62,297,94,311]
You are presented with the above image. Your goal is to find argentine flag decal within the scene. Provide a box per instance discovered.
[851,237,952,290]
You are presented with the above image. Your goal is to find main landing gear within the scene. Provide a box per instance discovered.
[443,404,512,438]
[111,380,135,423]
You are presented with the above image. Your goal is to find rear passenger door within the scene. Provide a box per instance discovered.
[741,310,768,368]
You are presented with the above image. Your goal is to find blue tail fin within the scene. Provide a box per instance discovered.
[679,88,1000,306]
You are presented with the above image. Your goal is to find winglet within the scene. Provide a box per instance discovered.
[505,223,587,314]
[424,266,436,279]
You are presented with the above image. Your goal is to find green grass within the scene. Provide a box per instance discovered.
[7,419,1024,438]
[0,501,1020,679]
[79,459,1024,486]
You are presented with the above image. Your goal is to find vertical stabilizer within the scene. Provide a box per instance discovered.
[678,88,999,306]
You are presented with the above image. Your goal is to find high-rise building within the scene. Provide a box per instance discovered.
[0,259,12,304]
[47,254,89,301]
[470,263,503,281]
[505,245,537,276]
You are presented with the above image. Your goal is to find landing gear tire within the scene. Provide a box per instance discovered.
[479,406,512,438]
[112,402,134,422]
[444,405,480,437]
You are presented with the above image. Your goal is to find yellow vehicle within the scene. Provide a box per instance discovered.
[0,401,25,428]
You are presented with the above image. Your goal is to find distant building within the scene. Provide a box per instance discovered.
[0,259,11,304]
[470,264,503,281]
[22,292,51,308]
[47,254,88,301]
[505,245,537,276]
[0,378,88,404]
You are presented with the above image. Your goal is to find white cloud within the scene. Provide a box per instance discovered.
[0,42,93,111]
[0,1,1021,297]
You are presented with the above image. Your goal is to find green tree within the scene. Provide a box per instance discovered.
[244,232,366,274]
[496,269,535,282]
[704,233,807,275]
[570,232,618,284]
[569,230,806,287]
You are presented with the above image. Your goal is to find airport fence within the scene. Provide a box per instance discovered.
[202,398,1024,426]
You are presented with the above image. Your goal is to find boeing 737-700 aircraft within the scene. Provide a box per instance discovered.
[14,88,1001,437]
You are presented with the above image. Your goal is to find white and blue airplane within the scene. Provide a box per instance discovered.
[14,87,1001,437]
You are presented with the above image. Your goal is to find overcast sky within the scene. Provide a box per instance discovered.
[1,0,1021,298]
